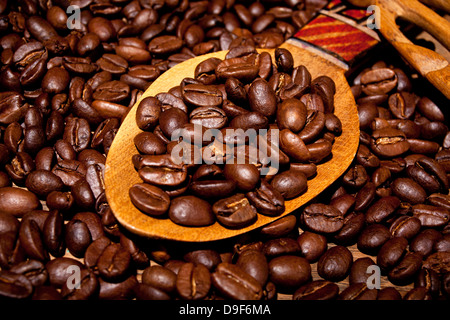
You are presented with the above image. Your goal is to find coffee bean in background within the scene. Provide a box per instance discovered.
[0,0,449,302]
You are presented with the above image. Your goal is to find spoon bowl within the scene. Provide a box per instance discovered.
[104,44,360,242]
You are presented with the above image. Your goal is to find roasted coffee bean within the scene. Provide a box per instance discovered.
[377,237,408,271]
[61,268,98,300]
[296,231,327,263]
[129,183,170,217]
[410,229,443,257]
[370,128,409,158]
[246,180,285,216]
[176,262,210,300]
[338,283,378,300]
[279,129,311,162]
[43,210,65,257]
[365,196,401,224]
[189,106,227,129]
[247,78,277,117]
[388,252,423,285]
[212,194,257,228]
[414,268,440,298]
[271,170,307,199]
[19,218,48,261]
[360,68,397,95]
[260,215,297,238]
[236,249,269,287]
[212,262,263,300]
[318,246,353,282]
[10,259,47,287]
[389,215,421,239]
[182,84,223,109]
[65,219,92,258]
[52,160,87,187]
[262,237,300,258]
[168,195,214,227]
[293,280,340,300]
[349,257,376,285]
[357,223,391,255]
[268,255,311,291]
[183,249,221,272]
[412,204,450,227]
[0,186,40,217]
[135,154,187,187]
[141,265,177,294]
[97,243,131,282]
[0,270,33,299]
[301,203,344,234]
[391,177,427,204]
[25,169,64,198]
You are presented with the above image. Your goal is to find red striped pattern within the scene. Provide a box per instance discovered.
[293,14,378,63]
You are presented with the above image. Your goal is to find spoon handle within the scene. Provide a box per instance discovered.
[375,0,450,99]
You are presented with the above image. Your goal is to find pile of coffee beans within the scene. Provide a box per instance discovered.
[0,0,448,301]
[131,46,342,229]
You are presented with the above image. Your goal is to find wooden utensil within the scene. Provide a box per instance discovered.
[347,0,450,99]
[103,1,440,242]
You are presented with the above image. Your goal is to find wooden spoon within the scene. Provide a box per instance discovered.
[103,1,442,242]
[347,0,450,99]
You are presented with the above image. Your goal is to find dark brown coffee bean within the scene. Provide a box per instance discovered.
[246,180,285,216]
[270,170,307,199]
[212,193,257,228]
[169,195,214,227]
[212,262,263,300]
[19,218,48,261]
[388,252,422,285]
[0,270,33,299]
[301,203,344,234]
[293,279,340,300]
[65,219,92,258]
[360,68,397,95]
[318,246,353,282]
[411,229,442,259]
[97,243,131,282]
[412,204,450,227]
[389,215,421,239]
[25,169,64,198]
[338,283,378,300]
[43,210,65,257]
[189,106,227,129]
[0,187,40,217]
[277,98,307,133]
[377,237,408,272]
[236,249,269,287]
[260,215,297,238]
[268,255,311,291]
[357,223,391,255]
[295,231,327,262]
[247,78,277,117]
[349,257,375,285]
[45,257,84,288]
[176,262,210,300]
[262,237,300,258]
[365,196,401,224]
[129,183,170,217]
[279,129,311,163]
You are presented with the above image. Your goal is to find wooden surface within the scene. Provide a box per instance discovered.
[104,45,360,242]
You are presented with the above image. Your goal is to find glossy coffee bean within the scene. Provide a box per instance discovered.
[129,183,170,217]
[293,280,339,300]
[168,195,214,227]
[318,246,353,282]
[212,194,257,228]
[301,203,344,234]
[212,262,263,300]
[176,262,210,300]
